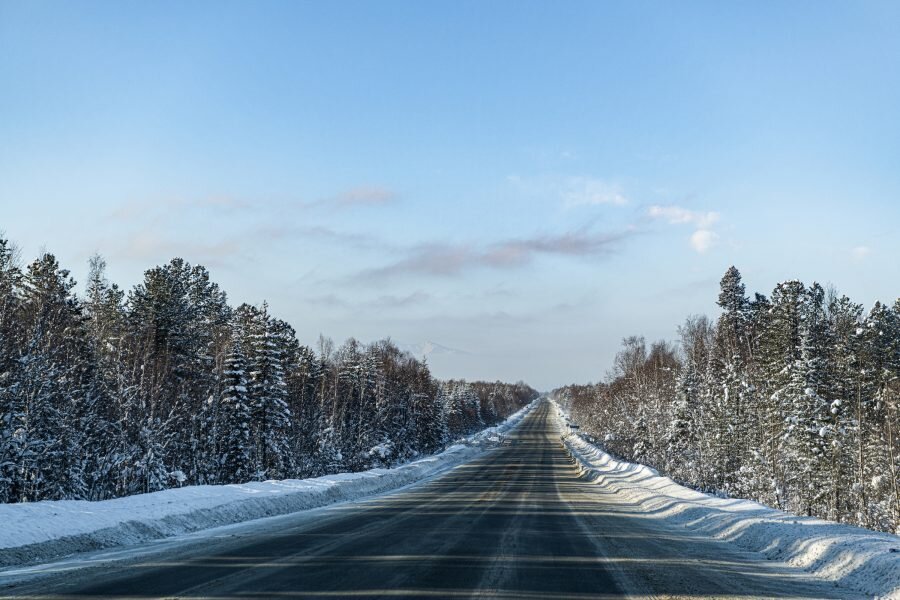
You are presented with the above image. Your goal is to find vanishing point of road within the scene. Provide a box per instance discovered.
[2,401,856,599]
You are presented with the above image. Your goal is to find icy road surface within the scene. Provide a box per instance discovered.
[0,402,870,599]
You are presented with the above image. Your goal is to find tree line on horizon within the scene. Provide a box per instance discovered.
[553,266,900,534]
[0,237,537,503]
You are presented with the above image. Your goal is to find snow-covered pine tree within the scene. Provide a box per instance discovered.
[440,381,457,439]
[356,346,383,469]
[177,263,229,485]
[717,266,752,360]
[218,332,253,483]
[672,315,715,486]
[666,364,700,483]
[760,281,806,509]
[267,317,306,476]
[631,407,652,466]
[859,301,900,530]
[479,385,500,427]
[312,339,343,476]
[81,254,131,500]
[698,344,727,491]
[16,254,91,501]
[410,360,442,456]
[364,345,396,467]
[744,291,782,506]
[714,267,754,496]
[287,344,324,477]
[792,283,832,516]
[889,300,900,531]
[825,293,864,522]
[241,303,293,481]
[0,238,23,502]
[646,341,678,472]
[332,338,366,470]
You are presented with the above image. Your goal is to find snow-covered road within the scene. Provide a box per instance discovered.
[0,401,537,571]
[2,400,897,599]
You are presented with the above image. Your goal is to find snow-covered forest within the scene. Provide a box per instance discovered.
[554,267,900,534]
[0,238,538,503]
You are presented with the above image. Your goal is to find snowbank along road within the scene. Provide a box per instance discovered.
[0,400,879,599]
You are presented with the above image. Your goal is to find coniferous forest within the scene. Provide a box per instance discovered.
[554,267,900,534]
[0,238,537,503]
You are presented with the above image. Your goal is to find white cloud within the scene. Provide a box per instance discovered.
[690,229,719,253]
[647,205,719,228]
[563,177,628,207]
[851,245,872,260]
[648,204,721,253]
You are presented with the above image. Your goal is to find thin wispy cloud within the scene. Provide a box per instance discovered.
[562,177,628,207]
[324,186,397,209]
[304,293,351,308]
[387,310,538,329]
[363,244,473,279]
[108,186,396,224]
[851,245,872,260]
[303,291,431,312]
[256,224,393,252]
[647,276,720,300]
[371,291,432,308]
[647,205,719,228]
[110,196,250,222]
[118,232,242,267]
[507,174,628,208]
[356,227,635,281]
[108,220,394,274]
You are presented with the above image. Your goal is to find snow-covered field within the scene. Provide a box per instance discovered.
[0,400,537,569]
[552,401,900,599]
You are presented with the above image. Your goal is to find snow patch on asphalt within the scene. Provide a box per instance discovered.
[0,401,537,568]
[552,402,900,599]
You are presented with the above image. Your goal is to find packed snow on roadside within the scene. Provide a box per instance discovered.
[0,400,537,568]
[552,401,900,599]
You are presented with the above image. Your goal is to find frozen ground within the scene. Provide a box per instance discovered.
[553,401,900,599]
[0,400,536,569]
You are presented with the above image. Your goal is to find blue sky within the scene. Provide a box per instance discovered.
[2,1,899,390]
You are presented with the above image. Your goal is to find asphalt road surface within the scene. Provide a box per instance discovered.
[2,401,856,599]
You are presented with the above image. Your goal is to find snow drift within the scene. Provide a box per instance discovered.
[0,400,537,569]
[552,402,900,599]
